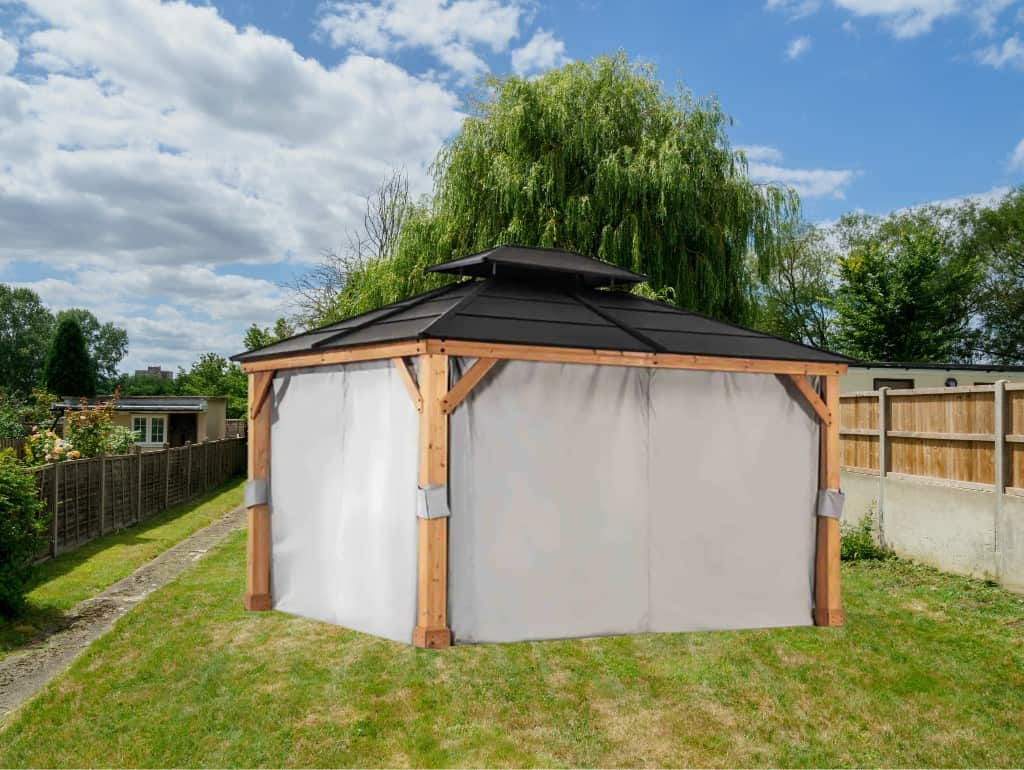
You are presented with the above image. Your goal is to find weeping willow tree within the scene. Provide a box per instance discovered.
[327,53,799,324]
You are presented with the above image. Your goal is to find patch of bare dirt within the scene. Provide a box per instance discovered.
[0,505,245,724]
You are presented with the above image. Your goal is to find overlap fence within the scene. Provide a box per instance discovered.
[840,382,1024,492]
[224,419,247,437]
[30,437,246,559]
[0,437,26,456]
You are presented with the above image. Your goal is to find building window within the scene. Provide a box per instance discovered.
[131,415,167,445]
[873,378,914,390]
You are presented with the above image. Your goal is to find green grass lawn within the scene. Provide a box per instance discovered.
[1,527,1022,768]
[0,479,244,657]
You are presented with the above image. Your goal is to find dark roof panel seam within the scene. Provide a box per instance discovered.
[310,281,466,349]
[570,291,664,353]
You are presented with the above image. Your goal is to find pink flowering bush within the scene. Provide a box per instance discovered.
[24,429,80,466]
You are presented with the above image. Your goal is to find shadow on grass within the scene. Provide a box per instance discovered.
[0,478,244,656]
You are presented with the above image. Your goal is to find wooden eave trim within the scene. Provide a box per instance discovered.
[393,357,423,412]
[240,337,849,377]
[239,341,426,373]
[442,358,498,414]
[786,374,831,425]
[425,339,847,376]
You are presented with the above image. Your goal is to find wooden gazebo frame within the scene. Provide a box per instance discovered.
[240,337,847,649]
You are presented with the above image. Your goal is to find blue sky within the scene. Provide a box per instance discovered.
[0,0,1021,371]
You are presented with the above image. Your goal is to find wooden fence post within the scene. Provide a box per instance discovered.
[51,462,60,557]
[136,450,143,522]
[164,448,171,509]
[99,455,107,535]
[186,442,193,501]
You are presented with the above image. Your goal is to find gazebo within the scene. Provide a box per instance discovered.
[233,246,850,648]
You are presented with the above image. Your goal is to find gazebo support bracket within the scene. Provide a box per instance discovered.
[393,357,423,412]
[442,358,498,414]
[786,374,831,425]
[249,370,275,420]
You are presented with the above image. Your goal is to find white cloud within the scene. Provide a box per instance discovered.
[318,0,524,81]
[0,0,467,369]
[786,35,813,59]
[764,0,823,19]
[0,35,17,74]
[834,0,961,38]
[1010,138,1024,170]
[741,145,859,199]
[510,28,568,75]
[768,0,1019,38]
[738,145,785,163]
[976,34,1024,67]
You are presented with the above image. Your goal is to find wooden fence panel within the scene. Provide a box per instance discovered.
[842,384,1024,491]
[839,395,879,472]
[26,437,245,559]
[0,437,26,456]
[106,455,135,532]
[1010,387,1024,492]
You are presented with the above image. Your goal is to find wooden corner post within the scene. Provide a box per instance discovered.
[814,373,844,626]
[244,370,273,611]
[413,353,452,648]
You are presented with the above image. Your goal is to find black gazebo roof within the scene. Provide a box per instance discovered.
[234,246,850,365]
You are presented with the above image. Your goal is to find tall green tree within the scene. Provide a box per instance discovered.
[114,372,178,396]
[0,286,54,395]
[243,318,295,352]
[43,318,97,397]
[967,187,1024,364]
[753,223,837,349]
[176,353,247,418]
[326,54,798,325]
[832,209,981,362]
[54,309,128,391]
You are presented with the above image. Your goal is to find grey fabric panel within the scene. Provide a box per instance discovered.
[646,370,819,632]
[270,360,419,643]
[448,359,650,643]
[449,361,819,643]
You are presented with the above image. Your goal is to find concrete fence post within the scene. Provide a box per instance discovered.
[994,380,1006,561]
[878,387,889,548]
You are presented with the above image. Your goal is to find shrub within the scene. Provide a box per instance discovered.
[107,426,140,455]
[24,429,78,465]
[64,398,116,457]
[841,508,889,561]
[0,449,48,617]
[0,388,57,440]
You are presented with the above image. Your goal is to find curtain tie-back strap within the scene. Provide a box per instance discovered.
[817,488,844,519]
[417,484,450,519]
[245,479,268,508]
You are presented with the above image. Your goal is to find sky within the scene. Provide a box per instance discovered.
[0,0,1021,373]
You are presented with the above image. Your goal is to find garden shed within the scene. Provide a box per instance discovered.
[232,246,851,648]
